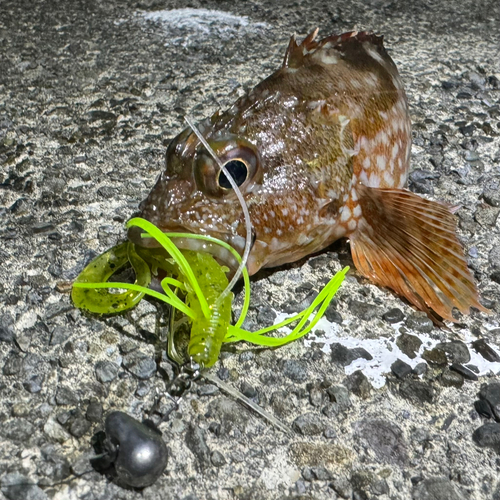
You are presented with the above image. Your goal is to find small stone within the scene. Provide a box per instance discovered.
[471,339,500,362]
[1,472,48,500]
[69,418,91,438]
[345,370,372,399]
[185,424,211,468]
[3,353,22,375]
[331,343,373,366]
[474,399,493,419]
[325,385,351,410]
[382,308,405,323]
[396,332,422,359]
[95,360,119,383]
[475,204,500,227]
[23,373,44,393]
[282,359,308,383]
[355,419,408,466]
[44,417,71,443]
[123,351,156,379]
[422,348,447,366]
[479,382,500,420]
[210,450,226,467]
[240,381,257,399]
[197,384,219,397]
[439,368,464,388]
[1,419,35,443]
[412,477,465,500]
[0,314,15,343]
[435,341,471,364]
[450,363,478,381]
[86,400,103,423]
[472,423,500,452]
[405,313,433,333]
[391,359,412,379]
[482,178,500,206]
[324,303,343,324]
[400,379,435,405]
[217,367,229,381]
[50,326,71,345]
[330,476,352,499]
[292,413,325,435]
[413,363,428,376]
[349,299,381,321]
[55,386,79,406]
[256,305,276,324]
[39,445,71,482]
[489,245,500,269]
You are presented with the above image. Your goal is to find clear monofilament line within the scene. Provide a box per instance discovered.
[184,116,253,306]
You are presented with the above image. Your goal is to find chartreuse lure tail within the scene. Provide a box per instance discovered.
[72,218,348,367]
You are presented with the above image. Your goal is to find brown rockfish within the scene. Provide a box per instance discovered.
[129,29,486,322]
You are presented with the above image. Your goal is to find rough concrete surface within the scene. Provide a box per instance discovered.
[1,0,500,499]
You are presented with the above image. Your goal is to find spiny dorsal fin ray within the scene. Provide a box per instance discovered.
[349,185,489,323]
[283,29,384,69]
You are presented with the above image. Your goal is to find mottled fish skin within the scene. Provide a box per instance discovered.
[131,30,486,322]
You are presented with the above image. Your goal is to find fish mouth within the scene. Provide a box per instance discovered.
[128,224,248,274]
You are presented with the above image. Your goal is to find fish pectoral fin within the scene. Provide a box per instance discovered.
[349,184,488,322]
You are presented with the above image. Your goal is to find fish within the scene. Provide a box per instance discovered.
[129,29,487,322]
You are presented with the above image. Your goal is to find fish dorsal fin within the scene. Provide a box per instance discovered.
[283,29,384,69]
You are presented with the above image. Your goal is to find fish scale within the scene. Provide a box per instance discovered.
[130,29,487,322]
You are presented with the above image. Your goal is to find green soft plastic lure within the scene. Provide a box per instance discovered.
[72,217,348,367]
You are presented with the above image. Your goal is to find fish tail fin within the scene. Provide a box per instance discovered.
[349,184,488,322]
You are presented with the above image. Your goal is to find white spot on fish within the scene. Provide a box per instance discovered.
[376,155,386,171]
[353,204,362,218]
[347,219,357,231]
[340,206,351,222]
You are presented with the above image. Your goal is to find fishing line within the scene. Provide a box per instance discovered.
[184,116,253,306]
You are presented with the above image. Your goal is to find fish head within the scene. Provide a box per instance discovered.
[128,93,351,274]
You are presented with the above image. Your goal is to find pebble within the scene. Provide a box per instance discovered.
[391,359,412,379]
[382,308,405,323]
[240,381,258,399]
[450,363,478,381]
[405,312,433,333]
[95,360,119,383]
[479,382,500,421]
[439,368,464,388]
[207,397,249,434]
[185,424,211,468]
[489,245,500,268]
[475,205,500,227]
[355,419,408,466]
[50,326,71,345]
[413,362,428,376]
[282,359,308,383]
[324,304,343,324]
[472,422,500,452]
[345,370,372,399]
[217,367,230,381]
[396,331,422,359]
[0,314,15,343]
[86,400,103,423]
[2,353,22,375]
[330,343,373,366]
[1,418,35,444]
[399,379,435,405]
[122,351,156,379]
[330,476,352,499]
[1,472,48,500]
[39,445,71,482]
[23,373,44,393]
[55,386,79,406]
[302,466,332,481]
[435,341,470,364]
[69,417,91,438]
[325,385,351,410]
[44,418,71,443]
[348,299,381,321]
[210,450,226,467]
[256,305,276,324]
[422,347,448,366]
[471,339,500,362]
[474,399,493,419]
[412,477,466,500]
[197,384,219,397]
[293,413,325,435]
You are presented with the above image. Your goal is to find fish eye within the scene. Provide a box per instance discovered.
[218,160,249,189]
